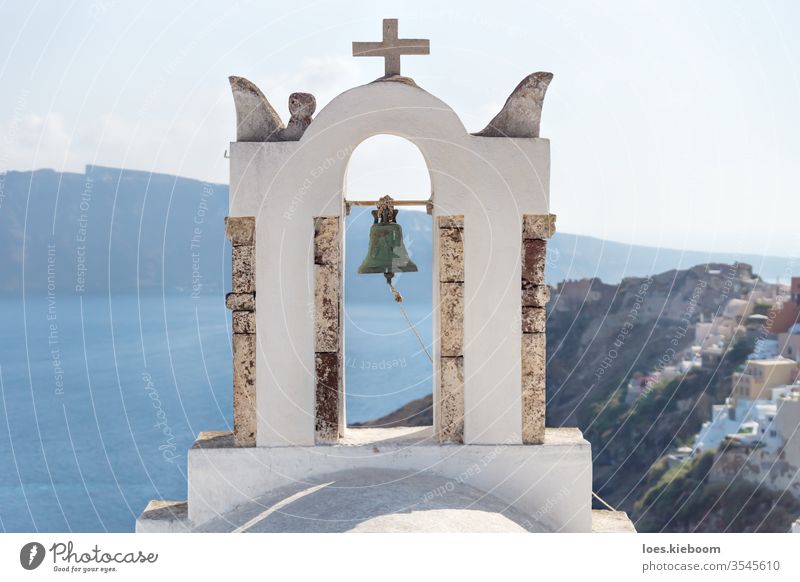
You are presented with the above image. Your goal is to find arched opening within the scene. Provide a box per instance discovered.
[342,135,433,430]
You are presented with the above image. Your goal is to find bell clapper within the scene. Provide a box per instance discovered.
[385,272,404,303]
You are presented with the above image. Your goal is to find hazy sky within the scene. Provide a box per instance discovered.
[1,0,798,256]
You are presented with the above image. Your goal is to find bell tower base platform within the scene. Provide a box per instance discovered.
[135,427,639,533]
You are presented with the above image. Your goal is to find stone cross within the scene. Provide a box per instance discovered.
[352,18,430,77]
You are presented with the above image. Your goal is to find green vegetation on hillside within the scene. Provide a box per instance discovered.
[587,335,755,514]
[634,453,800,532]
[588,371,713,503]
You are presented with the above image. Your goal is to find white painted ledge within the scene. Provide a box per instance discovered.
[135,500,190,533]
[185,427,592,532]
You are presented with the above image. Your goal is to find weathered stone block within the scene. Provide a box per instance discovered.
[437,215,465,443]
[522,391,545,443]
[314,216,340,266]
[439,226,464,283]
[439,356,464,443]
[522,285,550,308]
[225,216,256,246]
[522,238,546,287]
[440,282,464,357]
[232,245,255,293]
[315,352,340,443]
[315,264,339,352]
[233,333,256,446]
[437,215,464,230]
[313,215,341,442]
[521,333,546,444]
[522,332,546,380]
[232,311,256,334]
[225,292,255,312]
[522,213,556,240]
[522,307,546,334]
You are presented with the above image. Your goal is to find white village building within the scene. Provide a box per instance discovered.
[695,383,800,500]
[692,385,798,456]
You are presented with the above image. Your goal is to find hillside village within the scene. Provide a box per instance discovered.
[370,262,800,531]
[624,271,800,531]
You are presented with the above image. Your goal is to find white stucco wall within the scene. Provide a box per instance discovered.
[229,80,550,446]
[187,430,592,532]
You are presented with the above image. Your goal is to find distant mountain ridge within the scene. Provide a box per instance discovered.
[548,232,795,287]
[0,167,794,296]
[0,166,229,296]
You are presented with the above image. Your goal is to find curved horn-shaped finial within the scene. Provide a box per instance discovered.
[229,76,284,142]
[473,72,553,138]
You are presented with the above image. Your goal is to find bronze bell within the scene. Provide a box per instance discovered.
[357,196,418,283]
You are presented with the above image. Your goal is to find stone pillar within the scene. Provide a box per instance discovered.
[225,216,256,447]
[438,216,464,443]
[314,216,342,443]
[521,214,555,444]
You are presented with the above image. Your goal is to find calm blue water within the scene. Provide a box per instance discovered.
[344,301,433,424]
[0,293,432,532]
[0,294,232,532]
[343,207,433,423]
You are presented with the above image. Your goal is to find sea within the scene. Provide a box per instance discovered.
[0,294,432,532]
